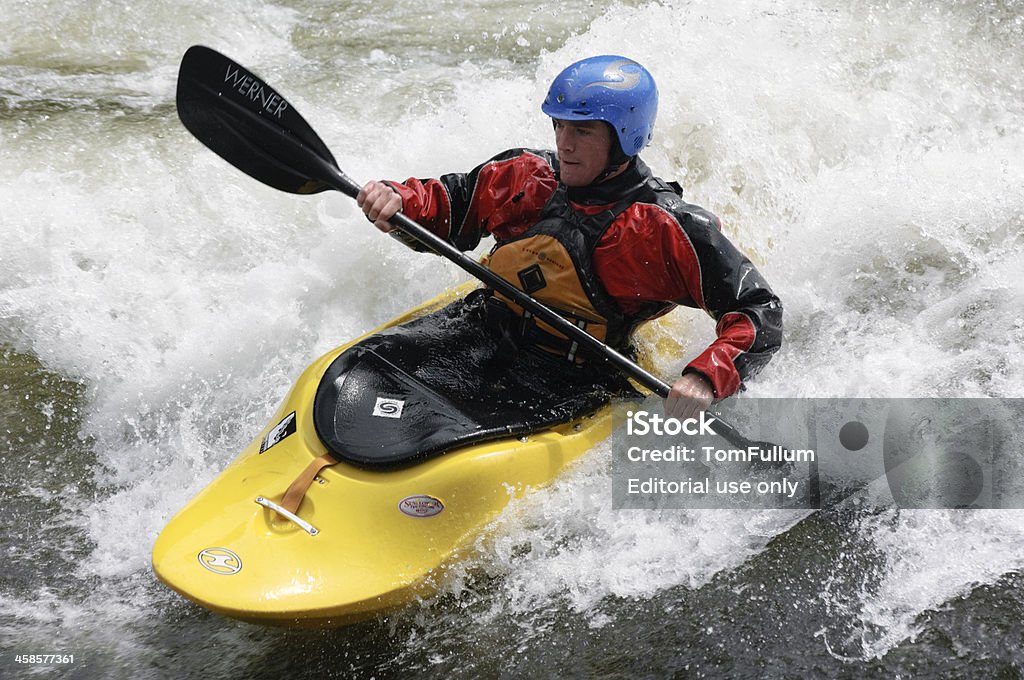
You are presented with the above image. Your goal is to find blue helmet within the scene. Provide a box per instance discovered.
[541,55,658,157]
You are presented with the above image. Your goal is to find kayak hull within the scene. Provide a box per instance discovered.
[151,287,613,627]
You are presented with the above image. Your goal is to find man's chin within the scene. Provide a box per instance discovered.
[560,167,592,187]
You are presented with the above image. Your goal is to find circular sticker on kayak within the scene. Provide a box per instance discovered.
[398,495,445,518]
[198,547,243,575]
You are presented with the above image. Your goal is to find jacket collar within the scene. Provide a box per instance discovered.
[564,158,652,205]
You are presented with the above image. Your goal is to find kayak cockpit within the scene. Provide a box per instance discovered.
[313,295,634,469]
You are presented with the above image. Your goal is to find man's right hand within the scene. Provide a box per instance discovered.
[356,181,403,232]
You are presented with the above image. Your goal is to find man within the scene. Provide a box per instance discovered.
[358,55,782,419]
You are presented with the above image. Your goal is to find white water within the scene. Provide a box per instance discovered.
[2,0,1023,670]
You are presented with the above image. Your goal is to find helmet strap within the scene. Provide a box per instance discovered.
[593,136,633,184]
[593,162,627,184]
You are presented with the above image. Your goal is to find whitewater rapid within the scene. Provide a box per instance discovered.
[2,0,1023,676]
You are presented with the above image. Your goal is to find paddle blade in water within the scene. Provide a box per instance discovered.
[176,45,352,196]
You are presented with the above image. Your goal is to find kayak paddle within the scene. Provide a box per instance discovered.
[174,45,781,455]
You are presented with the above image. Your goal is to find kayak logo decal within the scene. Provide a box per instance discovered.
[398,495,445,518]
[260,411,296,453]
[198,547,243,575]
[372,397,405,419]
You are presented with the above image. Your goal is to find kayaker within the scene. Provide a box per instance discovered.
[356,55,782,420]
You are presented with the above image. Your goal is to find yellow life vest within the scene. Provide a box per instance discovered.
[486,183,672,361]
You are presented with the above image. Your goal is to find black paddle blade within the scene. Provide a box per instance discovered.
[176,45,358,197]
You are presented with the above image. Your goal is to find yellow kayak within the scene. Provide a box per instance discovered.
[151,285,627,627]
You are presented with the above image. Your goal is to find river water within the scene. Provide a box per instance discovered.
[2,0,1023,677]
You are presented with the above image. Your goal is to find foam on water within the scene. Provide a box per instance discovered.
[851,509,1024,659]
[0,0,297,68]
[439,442,807,621]
[2,0,1023,668]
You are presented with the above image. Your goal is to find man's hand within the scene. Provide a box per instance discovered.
[665,372,714,421]
[356,180,402,232]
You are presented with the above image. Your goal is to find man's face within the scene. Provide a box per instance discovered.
[553,119,613,187]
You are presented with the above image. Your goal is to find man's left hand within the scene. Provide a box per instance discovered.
[665,372,714,421]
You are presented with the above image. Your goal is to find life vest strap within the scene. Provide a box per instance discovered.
[483,292,598,364]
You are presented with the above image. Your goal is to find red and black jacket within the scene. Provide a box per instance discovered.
[385,148,783,398]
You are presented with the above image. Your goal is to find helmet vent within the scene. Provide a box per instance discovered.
[633,135,645,150]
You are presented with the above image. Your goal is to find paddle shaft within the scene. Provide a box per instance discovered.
[323,160,771,452]
[313,164,673,398]
[315,161,772,448]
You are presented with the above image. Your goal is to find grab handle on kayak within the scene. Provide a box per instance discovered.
[255,496,320,536]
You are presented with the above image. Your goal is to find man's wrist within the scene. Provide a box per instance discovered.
[681,368,716,398]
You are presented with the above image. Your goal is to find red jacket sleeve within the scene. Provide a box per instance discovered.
[595,204,781,398]
[385,149,558,252]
